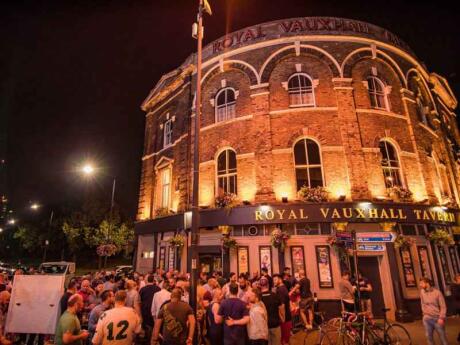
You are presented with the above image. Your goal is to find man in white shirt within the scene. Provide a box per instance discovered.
[92,290,141,345]
[151,279,171,319]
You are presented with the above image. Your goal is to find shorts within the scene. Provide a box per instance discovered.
[299,297,313,310]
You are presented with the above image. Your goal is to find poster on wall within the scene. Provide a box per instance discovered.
[290,246,306,277]
[417,246,433,279]
[399,248,416,287]
[168,246,176,270]
[316,246,334,288]
[448,246,460,275]
[159,247,166,270]
[437,246,452,285]
[259,246,272,276]
[238,246,249,276]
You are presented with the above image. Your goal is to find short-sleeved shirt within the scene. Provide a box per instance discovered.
[275,285,292,322]
[92,306,141,345]
[139,284,160,325]
[125,290,140,309]
[157,301,193,344]
[298,278,312,299]
[358,278,371,300]
[261,291,282,329]
[218,297,249,340]
[55,311,82,345]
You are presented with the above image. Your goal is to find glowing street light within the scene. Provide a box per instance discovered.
[30,203,40,210]
[81,164,95,176]
[0,227,3,233]
[8,219,16,225]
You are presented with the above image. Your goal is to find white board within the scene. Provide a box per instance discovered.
[5,275,65,334]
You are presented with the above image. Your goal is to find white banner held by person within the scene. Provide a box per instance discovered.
[5,274,65,334]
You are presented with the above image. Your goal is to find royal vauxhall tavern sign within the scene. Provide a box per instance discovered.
[205,17,413,58]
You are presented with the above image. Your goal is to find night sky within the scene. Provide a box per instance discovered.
[2,0,459,218]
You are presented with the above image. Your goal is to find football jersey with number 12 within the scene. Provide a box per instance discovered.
[92,306,141,345]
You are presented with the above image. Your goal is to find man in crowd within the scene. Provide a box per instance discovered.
[92,290,141,345]
[87,290,114,340]
[215,271,226,289]
[338,271,355,313]
[222,273,238,299]
[238,274,250,304]
[296,270,313,329]
[216,283,249,345]
[125,280,142,317]
[151,279,171,320]
[55,294,89,345]
[247,288,268,345]
[151,288,195,345]
[259,277,284,345]
[273,274,291,345]
[206,288,224,345]
[139,275,160,339]
[260,268,273,291]
[419,277,448,345]
[357,272,373,317]
[60,281,77,315]
[282,267,293,291]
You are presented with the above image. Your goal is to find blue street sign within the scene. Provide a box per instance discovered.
[357,244,385,251]
[357,232,396,243]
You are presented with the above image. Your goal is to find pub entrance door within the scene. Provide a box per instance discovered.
[199,253,222,274]
[351,256,386,318]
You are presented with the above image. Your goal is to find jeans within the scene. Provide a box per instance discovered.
[268,327,281,345]
[422,316,448,345]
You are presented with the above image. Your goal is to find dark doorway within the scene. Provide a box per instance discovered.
[355,256,386,318]
[199,253,222,273]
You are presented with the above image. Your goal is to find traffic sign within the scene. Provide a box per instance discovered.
[357,244,385,251]
[357,232,396,243]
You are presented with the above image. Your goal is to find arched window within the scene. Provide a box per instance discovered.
[288,73,315,106]
[367,76,388,110]
[294,139,323,190]
[217,149,237,194]
[415,88,429,125]
[379,140,402,188]
[215,88,236,123]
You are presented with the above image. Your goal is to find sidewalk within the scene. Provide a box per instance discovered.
[290,316,460,345]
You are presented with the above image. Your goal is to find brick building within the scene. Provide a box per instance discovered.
[135,17,460,319]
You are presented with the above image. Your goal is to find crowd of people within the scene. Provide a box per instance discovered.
[1,267,460,345]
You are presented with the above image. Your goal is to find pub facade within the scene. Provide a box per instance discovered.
[134,17,460,320]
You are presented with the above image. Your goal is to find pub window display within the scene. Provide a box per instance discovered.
[294,138,324,190]
[215,87,236,123]
[287,73,315,107]
[367,76,389,111]
[379,140,403,188]
[217,149,237,195]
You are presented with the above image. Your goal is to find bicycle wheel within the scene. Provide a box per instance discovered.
[318,330,334,345]
[386,324,412,345]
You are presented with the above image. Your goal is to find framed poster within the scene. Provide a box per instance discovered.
[437,246,452,285]
[417,246,433,280]
[290,246,306,276]
[259,246,272,276]
[159,247,166,270]
[399,248,416,287]
[237,246,249,276]
[316,246,334,288]
[448,246,460,275]
[168,246,176,270]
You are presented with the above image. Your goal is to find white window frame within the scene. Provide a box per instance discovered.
[380,140,403,188]
[215,88,236,123]
[163,119,173,148]
[367,76,390,111]
[293,138,324,190]
[287,73,316,107]
[160,167,171,208]
[216,149,237,195]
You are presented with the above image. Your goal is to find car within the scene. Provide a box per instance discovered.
[0,261,16,277]
[115,265,133,278]
[38,261,76,286]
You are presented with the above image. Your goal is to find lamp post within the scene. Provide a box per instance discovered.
[190,0,211,314]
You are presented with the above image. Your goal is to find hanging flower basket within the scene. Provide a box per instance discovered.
[270,228,290,252]
[169,234,185,248]
[298,186,329,203]
[380,222,396,232]
[222,236,237,250]
[96,244,118,257]
[386,186,413,202]
[426,229,454,246]
[215,192,238,211]
[394,235,415,250]
[155,207,171,218]
[218,225,232,236]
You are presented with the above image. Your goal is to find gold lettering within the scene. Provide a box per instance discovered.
[320,208,330,218]
[299,209,308,219]
[389,209,399,219]
[255,211,263,221]
[449,213,455,222]
[276,209,286,220]
[413,209,422,220]
[368,208,378,218]
[342,208,353,218]
[437,212,444,221]
[266,210,274,220]
[331,209,341,218]
[422,211,430,220]
[288,210,298,220]
[429,211,436,220]
[355,208,366,218]
[398,209,407,219]
[380,209,389,219]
